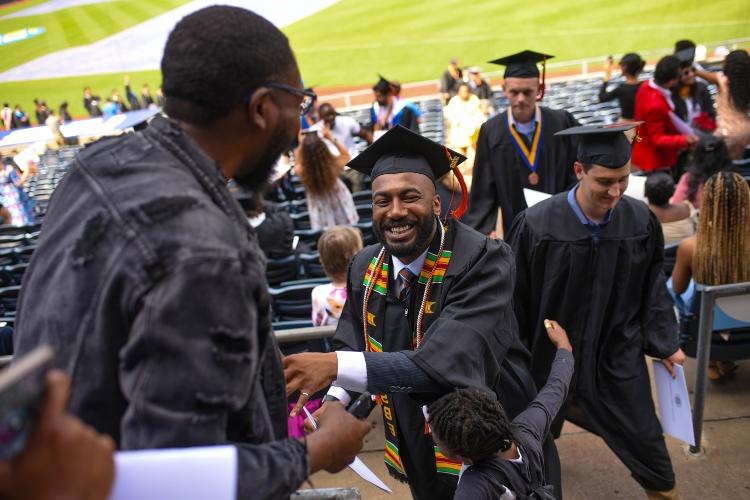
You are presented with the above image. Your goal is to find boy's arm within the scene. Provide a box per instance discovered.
[512,348,574,443]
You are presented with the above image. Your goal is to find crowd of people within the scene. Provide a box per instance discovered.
[0,76,164,132]
[1,4,750,500]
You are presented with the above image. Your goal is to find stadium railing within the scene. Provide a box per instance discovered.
[688,281,750,454]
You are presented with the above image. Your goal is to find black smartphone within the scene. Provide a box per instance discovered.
[347,392,375,419]
[0,345,54,459]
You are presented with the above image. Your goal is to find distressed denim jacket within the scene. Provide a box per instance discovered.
[13,117,308,499]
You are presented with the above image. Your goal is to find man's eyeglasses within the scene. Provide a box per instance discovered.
[243,83,317,116]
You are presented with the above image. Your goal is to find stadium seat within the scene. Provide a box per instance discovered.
[351,190,372,204]
[299,252,326,279]
[355,203,372,222]
[2,263,28,286]
[268,282,317,322]
[294,229,324,251]
[266,254,298,287]
[290,211,311,230]
[0,286,20,316]
[354,221,377,246]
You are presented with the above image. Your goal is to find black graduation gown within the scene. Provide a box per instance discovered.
[333,218,540,500]
[507,193,680,492]
[464,107,579,236]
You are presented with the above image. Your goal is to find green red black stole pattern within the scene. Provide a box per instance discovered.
[361,219,463,481]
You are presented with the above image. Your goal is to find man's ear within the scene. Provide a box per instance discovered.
[433,193,441,216]
[573,161,584,181]
[246,88,273,131]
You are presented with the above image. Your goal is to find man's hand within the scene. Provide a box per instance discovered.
[685,134,699,146]
[305,402,371,473]
[544,319,572,352]
[661,348,686,378]
[0,371,115,500]
[284,352,338,416]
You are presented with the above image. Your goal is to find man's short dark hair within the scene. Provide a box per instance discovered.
[644,172,676,207]
[654,55,680,86]
[427,387,513,461]
[162,6,297,126]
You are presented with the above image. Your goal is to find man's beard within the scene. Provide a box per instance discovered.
[234,123,294,193]
[373,211,436,259]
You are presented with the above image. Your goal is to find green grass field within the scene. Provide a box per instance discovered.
[0,0,748,120]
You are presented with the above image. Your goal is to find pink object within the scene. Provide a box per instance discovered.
[287,398,322,438]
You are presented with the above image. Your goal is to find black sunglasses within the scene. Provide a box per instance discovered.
[243,83,317,116]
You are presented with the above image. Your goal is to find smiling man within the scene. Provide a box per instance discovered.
[283,125,561,500]
[507,124,685,500]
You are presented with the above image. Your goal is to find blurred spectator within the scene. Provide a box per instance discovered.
[141,83,155,108]
[670,172,750,380]
[33,99,49,126]
[444,82,485,193]
[0,157,35,226]
[123,76,141,110]
[599,53,645,121]
[671,136,734,209]
[155,86,165,108]
[101,98,118,119]
[318,102,371,157]
[440,57,462,106]
[390,80,423,125]
[11,105,29,128]
[697,49,750,160]
[45,109,65,147]
[467,66,494,116]
[58,101,73,122]
[312,225,363,327]
[1,103,11,130]
[632,55,698,172]
[644,172,696,244]
[294,128,359,230]
[236,188,295,258]
[300,87,319,130]
[318,102,371,192]
[370,75,420,136]
[672,41,715,132]
[110,89,128,113]
[0,370,115,500]
[82,87,102,117]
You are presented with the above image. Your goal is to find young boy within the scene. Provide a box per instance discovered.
[428,320,574,499]
[311,226,363,326]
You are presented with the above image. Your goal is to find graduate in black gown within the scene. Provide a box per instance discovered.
[284,126,561,500]
[464,50,579,237]
[507,123,686,500]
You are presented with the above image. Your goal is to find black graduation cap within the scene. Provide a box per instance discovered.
[675,47,696,66]
[489,50,553,79]
[555,123,640,169]
[348,125,470,218]
[372,74,391,93]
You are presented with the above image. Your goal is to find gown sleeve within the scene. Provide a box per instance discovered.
[407,238,516,393]
[640,212,681,359]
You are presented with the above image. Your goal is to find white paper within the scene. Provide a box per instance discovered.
[624,174,647,203]
[349,456,392,493]
[523,188,552,207]
[652,361,695,446]
[109,446,237,500]
[12,147,39,171]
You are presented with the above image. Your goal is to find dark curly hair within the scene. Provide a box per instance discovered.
[654,55,680,86]
[724,49,750,113]
[619,53,645,77]
[687,137,734,203]
[645,172,675,207]
[161,6,297,125]
[298,133,339,196]
[427,387,513,461]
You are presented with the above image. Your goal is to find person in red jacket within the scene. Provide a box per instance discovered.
[632,55,698,172]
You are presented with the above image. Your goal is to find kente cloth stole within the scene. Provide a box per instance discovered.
[506,106,543,174]
[361,222,462,481]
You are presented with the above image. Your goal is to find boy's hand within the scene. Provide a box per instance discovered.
[544,319,572,352]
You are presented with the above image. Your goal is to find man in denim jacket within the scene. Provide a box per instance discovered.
[12,7,369,499]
